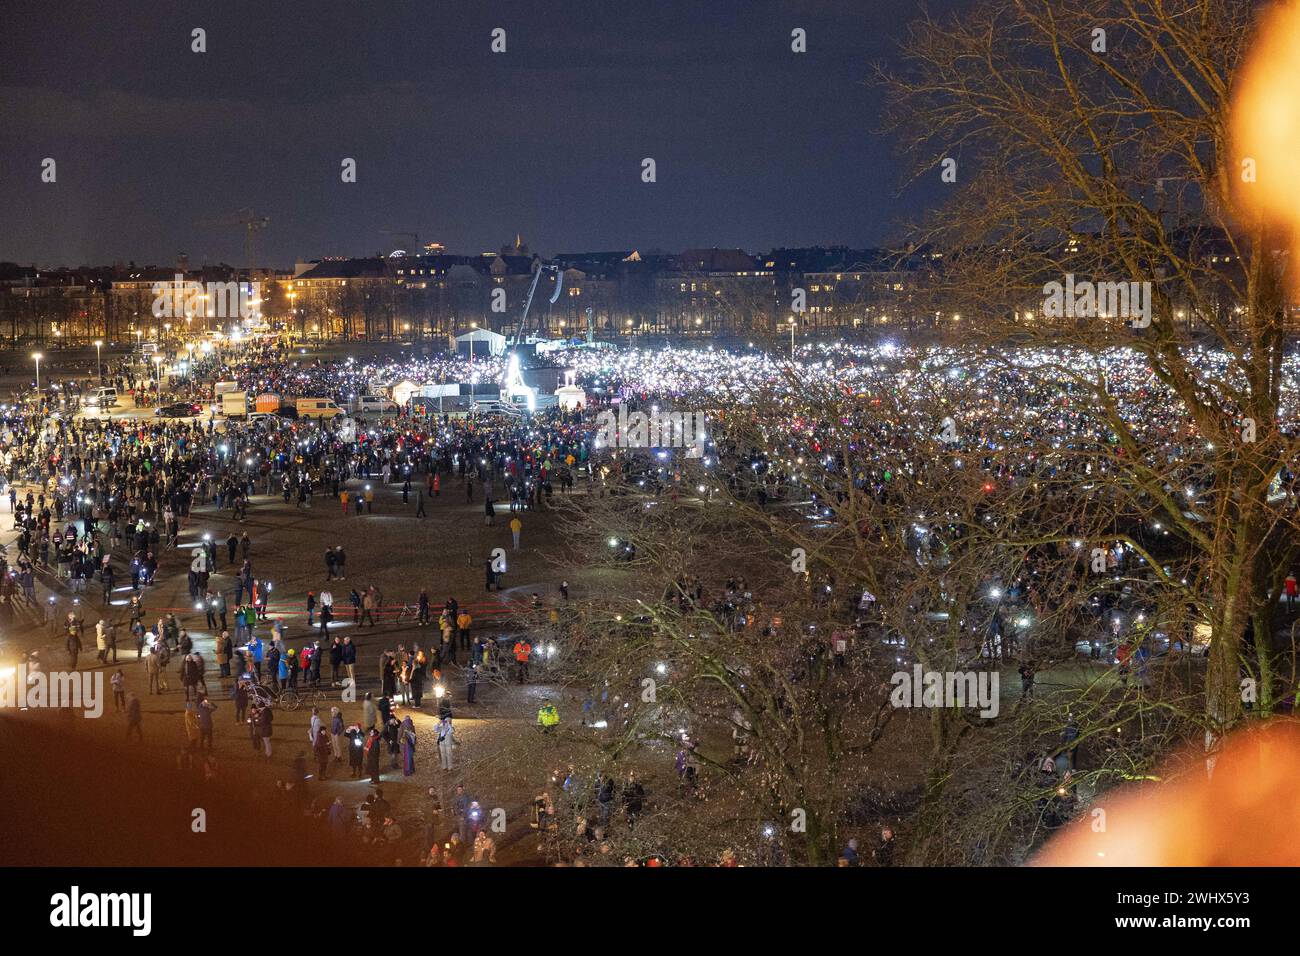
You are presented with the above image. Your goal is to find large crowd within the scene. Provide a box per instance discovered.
[4,337,1293,864]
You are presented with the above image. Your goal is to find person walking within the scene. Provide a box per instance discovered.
[111,668,126,712]
[513,639,532,683]
[66,625,82,670]
[146,644,162,695]
[510,515,522,551]
[125,692,143,741]
[255,699,274,758]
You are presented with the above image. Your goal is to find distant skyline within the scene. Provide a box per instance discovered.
[0,0,964,269]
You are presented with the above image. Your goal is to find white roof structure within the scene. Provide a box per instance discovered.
[454,328,507,357]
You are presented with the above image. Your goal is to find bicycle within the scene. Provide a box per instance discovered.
[247,681,275,710]
[275,684,328,711]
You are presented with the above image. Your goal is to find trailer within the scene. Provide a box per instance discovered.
[221,391,249,418]
[254,393,282,414]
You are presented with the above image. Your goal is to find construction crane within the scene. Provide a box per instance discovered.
[498,263,565,413]
[509,263,564,349]
[195,208,270,274]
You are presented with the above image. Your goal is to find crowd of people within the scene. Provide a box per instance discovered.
[9,337,1285,864]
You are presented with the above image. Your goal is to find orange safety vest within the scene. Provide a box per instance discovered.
[514,642,531,662]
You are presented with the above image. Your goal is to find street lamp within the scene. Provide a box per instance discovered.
[32,352,42,393]
[93,340,103,381]
[152,356,163,401]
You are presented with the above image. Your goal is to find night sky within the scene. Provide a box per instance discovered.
[0,0,962,268]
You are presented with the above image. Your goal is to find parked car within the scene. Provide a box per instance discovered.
[155,402,200,418]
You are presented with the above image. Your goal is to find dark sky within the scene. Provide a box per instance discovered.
[0,0,960,268]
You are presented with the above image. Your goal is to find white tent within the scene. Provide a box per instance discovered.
[390,379,421,407]
[455,328,507,357]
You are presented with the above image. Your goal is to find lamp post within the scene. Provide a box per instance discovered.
[93,340,103,382]
[153,355,163,402]
[469,323,476,408]
[32,352,42,393]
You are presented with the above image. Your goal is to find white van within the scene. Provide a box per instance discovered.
[352,395,397,415]
[85,387,118,408]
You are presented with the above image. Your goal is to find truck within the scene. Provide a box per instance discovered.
[221,391,249,418]
[295,397,343,419]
